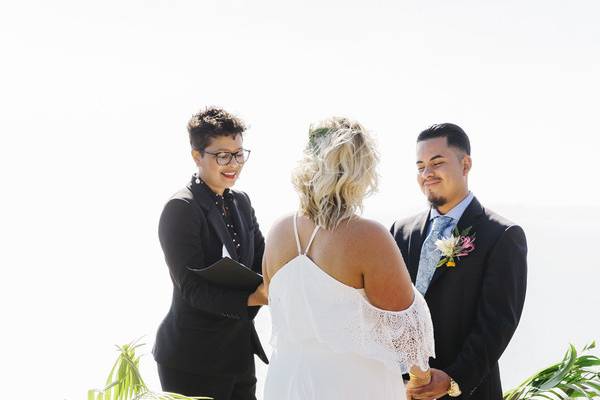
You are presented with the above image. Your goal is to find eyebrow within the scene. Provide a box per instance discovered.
[212,147,243,152]
[416,155,445,164]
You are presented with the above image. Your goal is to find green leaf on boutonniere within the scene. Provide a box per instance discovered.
[462,226,473,236]
[436,258,447,268]
[452,226,460,237]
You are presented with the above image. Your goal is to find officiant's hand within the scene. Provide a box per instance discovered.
[406,368,450,400]
[247,283,268,306]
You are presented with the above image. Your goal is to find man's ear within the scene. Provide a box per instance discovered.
[462,154,472,176]
[192,149,202,166]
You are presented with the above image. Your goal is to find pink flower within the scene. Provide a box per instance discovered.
[435,226,476,269]
[457,236,476,257]
[461,236,475,247]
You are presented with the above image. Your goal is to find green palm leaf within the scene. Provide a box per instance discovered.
[539,345,578,390]
[88,339,211,400]
[504,341,600,399]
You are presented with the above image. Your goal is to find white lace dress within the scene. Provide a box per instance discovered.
[263,217,435,400]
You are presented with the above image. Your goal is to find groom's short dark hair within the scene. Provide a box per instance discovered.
[417,123,471,155]
[187,106,247,151]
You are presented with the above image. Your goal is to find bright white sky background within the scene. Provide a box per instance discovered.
[1,1,599,399]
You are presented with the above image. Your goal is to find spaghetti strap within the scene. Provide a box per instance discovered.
[293,212,321,255]
[304,225,320,255]
[293,212,302,255]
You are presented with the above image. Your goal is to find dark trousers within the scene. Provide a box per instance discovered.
[157,362,257,400]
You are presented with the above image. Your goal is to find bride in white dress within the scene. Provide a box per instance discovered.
[262,117,435,400]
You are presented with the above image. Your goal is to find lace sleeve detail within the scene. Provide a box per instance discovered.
[268,265,435,375]
[349,286,435,373]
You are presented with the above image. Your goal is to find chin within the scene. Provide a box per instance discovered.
[427,193,448,208]
[222,179,237,188]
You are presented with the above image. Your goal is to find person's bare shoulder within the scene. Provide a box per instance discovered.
[266,213,295,243]
[343,217,400,262]
[263,213,295,279]
[345,217,414,311]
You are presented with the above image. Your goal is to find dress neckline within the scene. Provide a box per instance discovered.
[269,254,418,315]
[270,253,363,291]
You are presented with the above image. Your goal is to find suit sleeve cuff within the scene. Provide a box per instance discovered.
[445,364,478,398]
[220,289,250,320]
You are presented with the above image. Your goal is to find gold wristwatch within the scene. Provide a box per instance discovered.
[447,377,462,397]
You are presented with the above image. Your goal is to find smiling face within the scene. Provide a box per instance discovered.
[416,136,472,214]
[192,134,244,195]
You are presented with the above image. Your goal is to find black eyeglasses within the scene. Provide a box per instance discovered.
[203,149,251,166]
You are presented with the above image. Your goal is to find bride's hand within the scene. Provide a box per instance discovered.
[405,369,431,399]
[247,282,268,306]
[406,375,431,389]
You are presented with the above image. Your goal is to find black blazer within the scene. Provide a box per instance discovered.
[391,197,527,399]
[153,177,268,376]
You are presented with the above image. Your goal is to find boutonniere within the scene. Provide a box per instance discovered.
[435,226,476,268]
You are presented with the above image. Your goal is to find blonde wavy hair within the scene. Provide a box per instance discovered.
[292,117,379,230]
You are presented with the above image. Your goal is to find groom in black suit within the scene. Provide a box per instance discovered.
[391,124,527,399]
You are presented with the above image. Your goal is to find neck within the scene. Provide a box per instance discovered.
[435,189,469,215]
[197,172,225,195]
[211,186,225,196]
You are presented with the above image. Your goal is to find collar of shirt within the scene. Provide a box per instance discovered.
[192,174,241,251]
[193,175,233,203]
[428,191,474,236]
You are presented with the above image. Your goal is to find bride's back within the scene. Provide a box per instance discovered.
[263,117,435,400]
[263,116,413,311]
[266,213,366,288]
[265,212,414,312]
[264,212,435,400]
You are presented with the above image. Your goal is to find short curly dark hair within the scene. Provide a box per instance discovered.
[187,107,247,151]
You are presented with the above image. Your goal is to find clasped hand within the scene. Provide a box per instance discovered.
[406,368,451,400]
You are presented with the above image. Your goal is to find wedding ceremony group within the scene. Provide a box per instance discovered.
[149,105,528,400]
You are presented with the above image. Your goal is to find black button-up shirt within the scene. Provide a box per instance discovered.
[194,176,241,254]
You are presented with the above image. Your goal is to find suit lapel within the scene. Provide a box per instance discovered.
[230,195,249,265]
[190,181,239,261]
[207,208,239,260]
[454,197,484,234]
[408,210,432,283]
[426,197,484,293]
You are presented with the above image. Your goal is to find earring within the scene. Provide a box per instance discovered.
[194,173,200,184]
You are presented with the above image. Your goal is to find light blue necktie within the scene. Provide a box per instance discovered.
[415,215,454,295]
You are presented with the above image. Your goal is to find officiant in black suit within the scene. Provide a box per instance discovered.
[153,107,268,400]
[391,124,527,400]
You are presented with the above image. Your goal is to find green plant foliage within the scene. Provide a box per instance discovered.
[504,341,600,399]
[88,339,211,400]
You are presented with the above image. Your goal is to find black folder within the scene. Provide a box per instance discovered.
[188,257,263,291]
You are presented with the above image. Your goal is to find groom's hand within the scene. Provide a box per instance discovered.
[406,368,450,400]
